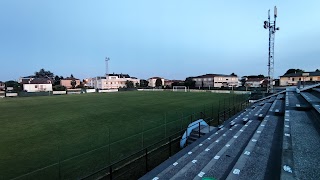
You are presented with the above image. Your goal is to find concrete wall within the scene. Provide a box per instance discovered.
[53,91,66,95]
[99,89,119,93]
[86,89,96,93]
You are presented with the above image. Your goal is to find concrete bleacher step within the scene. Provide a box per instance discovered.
[281,109,320,180]
[143,125,232,179]
[269,99,285,116]
[187,126,216,145]
[313,88,320,93]
[191,120,261,180]
[286,92,312,111]
[253,103,272,120]
[226,115,282,180]
[300,92,320,103]
[157,124,244,180]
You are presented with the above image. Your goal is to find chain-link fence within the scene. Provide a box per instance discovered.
[8,94,250,180]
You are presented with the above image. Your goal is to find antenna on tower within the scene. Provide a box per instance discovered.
[264,6,279,93]
[105,57,110,77]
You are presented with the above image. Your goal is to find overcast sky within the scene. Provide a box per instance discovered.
[0,0,319,81]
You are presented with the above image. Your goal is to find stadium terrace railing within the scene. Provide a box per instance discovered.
[8,94,250,180]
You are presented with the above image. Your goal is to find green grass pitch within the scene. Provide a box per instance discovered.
[0,91,246,179]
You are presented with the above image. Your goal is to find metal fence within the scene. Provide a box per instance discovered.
[8,94,250,180]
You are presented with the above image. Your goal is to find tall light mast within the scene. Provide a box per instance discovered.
[105,57,110,89]
[264,6,279,93]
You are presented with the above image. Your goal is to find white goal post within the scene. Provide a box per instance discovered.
[173,86,187,92]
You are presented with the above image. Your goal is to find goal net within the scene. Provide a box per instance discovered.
[173,86,187,92]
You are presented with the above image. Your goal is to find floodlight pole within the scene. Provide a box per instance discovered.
[105,57,110,89]
[264,6,279,93]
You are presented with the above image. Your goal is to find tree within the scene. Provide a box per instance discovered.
[257,74,265,78]
[184,77,196,88]
[70,74,74,78]
[230,72,237,76]
[54,75,61,86]
[34,68,54,78]
[284,69,304,75]
[135,82,140,87]
[70,80,76,89]
[155,78,162,87]
[5,81,22,92]
[125,80,134,88]
[240,76,247,87]
[316,69,320,72]
[140,79,149,87]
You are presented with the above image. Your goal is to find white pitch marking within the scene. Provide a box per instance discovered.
[285,119,289,122]
[261,124,265,127]
[249,120,253,122]
[214,156,220,159]
[245,125,248,127]
[240,129,244,132]
[205,148,210,152]
[234,136,238,138]
[233,169,241,175]
[173,162,178,166]
[285,133,291,137]
[188,152,192,155]
[199,144,203,146]
[244,151,250,155]
[252,139,257,142]
[215,132,219,135]
[198,172,205,177]
[215,140,220,143]
[192,160,197,163]
[230,129,233,131]
[152,177,159,180]
[223,134,226,136]
[226,144,230,147]
[208,137,211,140]
[285,125,290,128]
[257,131,261,134]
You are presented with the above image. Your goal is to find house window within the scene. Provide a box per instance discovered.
[35,85,38,88]
[299,78,301,81]
[226,79,229,81]
[310,77,313,81]
[288,77,290,80]
[292,78,294,81]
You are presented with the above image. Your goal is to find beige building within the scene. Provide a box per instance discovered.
[192,74,238,88]
[60,77,81,89]
[86,74,140,89]
[148,77,165,87]
[280,71,320,86]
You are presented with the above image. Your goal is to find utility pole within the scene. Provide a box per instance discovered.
[264,6,279,93]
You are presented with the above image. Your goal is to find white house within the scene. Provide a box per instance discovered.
[245,78,265,88]
[86,74,140,89]
[21,78,53,92]
[192,74,238,88]
[148,77,165,87]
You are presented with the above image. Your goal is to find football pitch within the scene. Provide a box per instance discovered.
[0,91,247,179]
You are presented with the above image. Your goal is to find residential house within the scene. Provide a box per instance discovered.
[280,71,320,86]
[164,80,184,88]
[192,74,239,88]
[86,73,140,89]
[21,78,53,92]
[245,78,265,87]
[0,81,4,91]
[148,77,165,87]
[60,77,81,89]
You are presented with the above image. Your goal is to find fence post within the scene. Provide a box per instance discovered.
[145,148,148,172]
[165,112,167,138]
[109,166,113,180]
[224,110,226,121]
[198,122,201,138]
[169,137,172,157]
